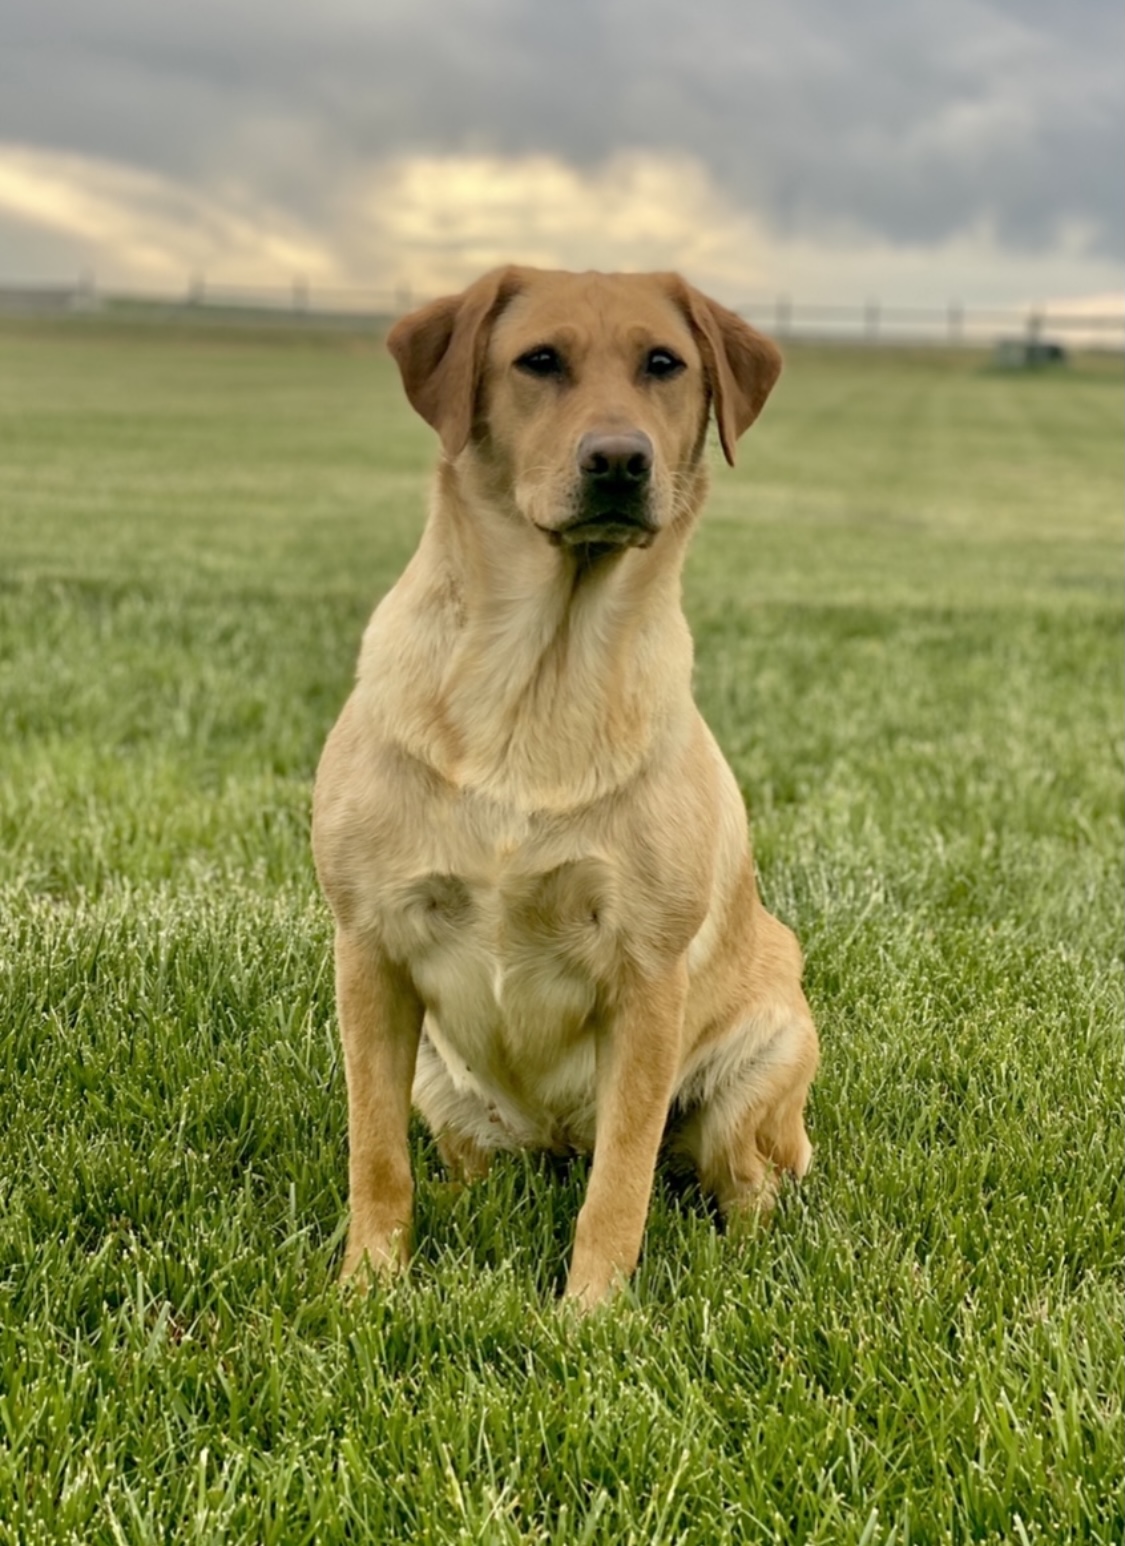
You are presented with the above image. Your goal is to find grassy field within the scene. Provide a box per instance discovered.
[0,317,1121,1544]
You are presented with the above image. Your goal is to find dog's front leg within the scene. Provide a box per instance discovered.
[334,929,423,1283]
[565,962,687,1310]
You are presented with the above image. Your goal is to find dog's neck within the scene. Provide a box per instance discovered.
[362,461,699,813]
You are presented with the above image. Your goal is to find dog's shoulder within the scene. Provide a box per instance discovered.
[311,689,442,927]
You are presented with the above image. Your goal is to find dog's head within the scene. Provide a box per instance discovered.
[387,267,781,556]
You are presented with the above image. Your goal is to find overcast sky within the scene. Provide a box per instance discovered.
[1,0,1121,307]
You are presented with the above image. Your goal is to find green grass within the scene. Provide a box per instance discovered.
[0,317,1121,1544]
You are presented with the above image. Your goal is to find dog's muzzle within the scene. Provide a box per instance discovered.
[543,429,658,552]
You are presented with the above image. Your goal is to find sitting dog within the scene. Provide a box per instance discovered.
[312,267,818,1308]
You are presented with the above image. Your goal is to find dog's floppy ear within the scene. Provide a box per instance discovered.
[386,267,519,458]
[671,280,782,466]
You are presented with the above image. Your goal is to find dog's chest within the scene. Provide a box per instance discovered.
[383,854,619,1020]
[377,849,622,1133]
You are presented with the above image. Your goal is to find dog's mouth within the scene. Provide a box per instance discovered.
[538,509,657,554]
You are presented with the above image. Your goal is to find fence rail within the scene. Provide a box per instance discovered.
[0,278,1121,349]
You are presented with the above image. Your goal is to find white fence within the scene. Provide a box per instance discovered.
[1,278,1121,350]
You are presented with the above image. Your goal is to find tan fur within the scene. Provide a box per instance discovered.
[312,267,818,1305]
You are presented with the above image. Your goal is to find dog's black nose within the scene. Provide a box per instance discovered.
[577,430,653,483]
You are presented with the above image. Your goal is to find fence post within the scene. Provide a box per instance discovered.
[946,301,963,345]
[774,294,792,336]
[293,276,308,313]
[864,299,880,343]
[75,270,97,313]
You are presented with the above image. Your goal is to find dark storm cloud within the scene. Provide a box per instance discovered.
[2,0,1121,259]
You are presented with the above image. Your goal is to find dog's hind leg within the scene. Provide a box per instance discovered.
[413,1025,499,1182]
[435,1129,494,1183]
[684,1003,818,1227]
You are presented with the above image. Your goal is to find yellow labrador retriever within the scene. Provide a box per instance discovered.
[312,267,818,1308]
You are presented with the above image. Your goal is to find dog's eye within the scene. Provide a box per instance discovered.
[644,348,685,380]
[516,346,564,378]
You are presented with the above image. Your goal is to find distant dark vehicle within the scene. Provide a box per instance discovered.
[992,338,1068,368]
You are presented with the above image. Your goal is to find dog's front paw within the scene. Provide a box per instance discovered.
[562,1251,629,1313]
[339,1223,411,1290]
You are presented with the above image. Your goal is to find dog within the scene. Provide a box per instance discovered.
[312,267,818,1308]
